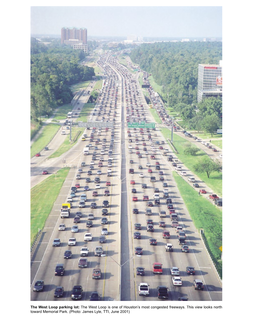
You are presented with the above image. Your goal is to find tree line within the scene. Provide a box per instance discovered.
[130,42,222,134]
[31,38,95,121]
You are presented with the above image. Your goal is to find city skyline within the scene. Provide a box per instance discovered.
[31,6,222,38]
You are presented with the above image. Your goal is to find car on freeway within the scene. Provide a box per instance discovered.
[101,227,108,235]
[133,208,139,214]
[200,189,207,194]
[194,279,204,290]
[71,285,83,300]
[71,225,79,233]
[172,276,182,286]
[102,209,108,216]
[78,258,88,268]
[52,238,61,247]
[209,194,219,200]
[74,216,81,224]
[86,220,93,228]
[80,247,89,257]
[55,264,65,276]
[106,181,111,186]
[33,280,44,292]
[90,292,100,301]
[181,245,189,253]
[157,286,169,299]
[54,286,64,298]
[68,238,76,246]
[142,183,147,189]
[64,250,72,259]
[58,224,66,231]
[99,235,106,243]
[134,232,141,239]
[84,232,92,241]
[147,224,154,232]
[136,267,145,276]
[130,180,135,185]
[170,267,180,276]
[101,217,108,225]
[90,202,97,209]
[75,183,80,188]
[35,153,41,157]
[42,170,48,175]
[149,238,157,245]
[193,183,199,188]
[186,266,195,275]
[134,222,141,230]
[135,246,143,255]
[92,268,102,279]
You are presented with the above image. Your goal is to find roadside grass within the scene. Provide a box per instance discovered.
[161,128,222,196]
[48,103,94,158]
[54,103,73,121]
[149,108,162,124]
[31,167,70,245]
[194,132,222,140]
[148,76,165,98]
[48,126,85,158]
[211,139,222,149]
[93,79,103,91]
[31,123,61,157]
[172,171,222,277]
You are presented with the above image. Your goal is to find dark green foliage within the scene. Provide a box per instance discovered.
[31,38,95,120]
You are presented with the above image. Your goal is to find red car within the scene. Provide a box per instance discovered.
[42,170,48,175]
[200,189,207,194]
[148,169,152,173]
[209,194,219,200]
[35,153,40,157]
[130,180,135,185]
[75,183,80,188]
[151,155,155,159]
[132,197,138,201]
[92,191,98,196]
[106,181,111,186]
[143,195,149,201]
[159,221,166,227]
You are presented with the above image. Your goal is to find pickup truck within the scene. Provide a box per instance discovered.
[209,194,219,200]
[138,283,150,296]
[165,243,173,252]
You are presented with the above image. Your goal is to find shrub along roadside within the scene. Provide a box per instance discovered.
[172,171,222,278]
[31,167,70,246]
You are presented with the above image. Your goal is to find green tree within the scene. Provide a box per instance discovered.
[184,145,199,156]
[193,157,221,178]
[201,114,221,136]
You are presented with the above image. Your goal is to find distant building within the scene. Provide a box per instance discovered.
[61,27,87,44]
[197,62,222,103]
[61,27,88,52]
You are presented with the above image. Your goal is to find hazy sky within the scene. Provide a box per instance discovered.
[31,6,222,38]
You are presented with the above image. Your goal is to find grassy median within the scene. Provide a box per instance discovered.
[31,167,70,245]
[173,171,222,277]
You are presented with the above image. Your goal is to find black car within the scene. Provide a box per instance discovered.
[186,266,195,275]
[103,200,109,207]
[135,247,143,255]
[133,208,139,214]
[149,238,157,245]
[99,235,106,243]
[55,264,65,276]
[136,267,145,276]
[90,202,97,209]
[74,216,81,223]
[134,223,141,230]
[132,188,137,193]
[87,170,92,175]
[86,220,93,228]
[134,232,141,239]
[64,250,72,259]
[54,286,64,298]
[71,285,83,300]
[33,280,44,292]
[101,217,108,225]
[157,286,169,299]
[71,187,77,193]
[86,177,91,183]
[142,183,147,189]
[90,291,100,301]
[102,209,108,215]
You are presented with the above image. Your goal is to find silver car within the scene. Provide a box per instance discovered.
[71,225,79,233]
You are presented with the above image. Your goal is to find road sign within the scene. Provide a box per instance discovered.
[219,246,222,252]
[128,122,155,129]
[78,121,114,128]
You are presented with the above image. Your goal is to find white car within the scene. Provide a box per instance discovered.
[101,227,108,235]
[176,166,182,171]
[84,233,92,241]
[97,170,102,175]
[71,225,79,233]
[128,145,133,149]
[58,224,66,231]
[87,213,94,220]
[170,267,180,276]
[146,163,151,167]
[68,238,76,246]
[80,247,89,257]
[172,276,182,286]
[180,171,187,176]
[107,169,112,173]
[95,184,101,189]
[154,193,160,199]
[67,197,73,202]
[138,283,150,296]
[139,173,144,178]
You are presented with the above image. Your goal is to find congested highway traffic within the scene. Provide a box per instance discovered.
[31,53,222,301]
